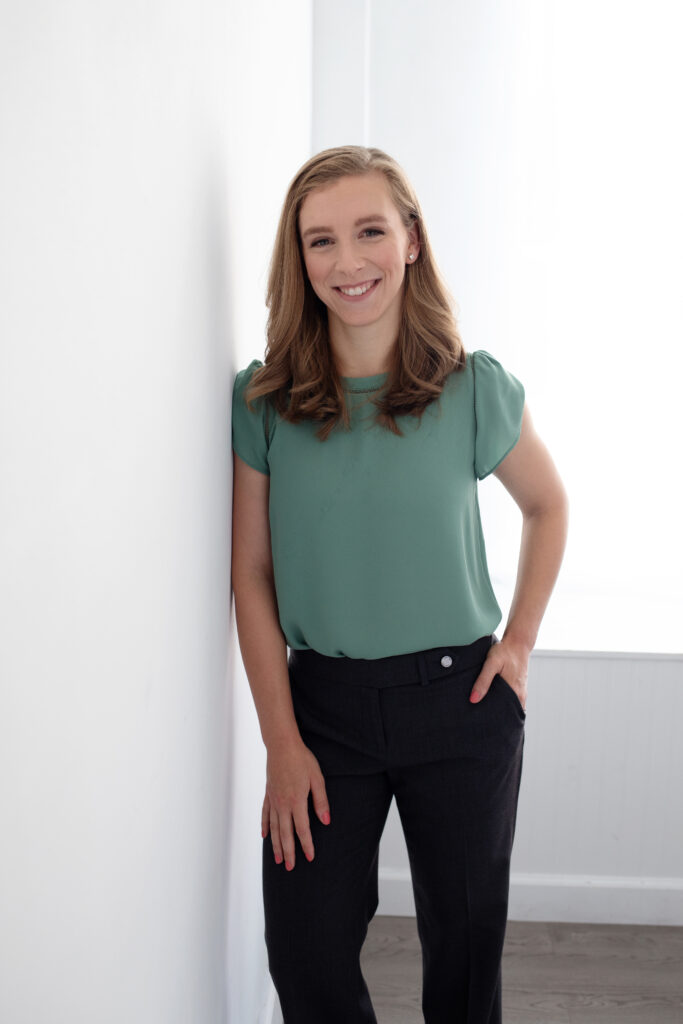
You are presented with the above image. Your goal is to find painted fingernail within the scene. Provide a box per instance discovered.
[285,860,293,871]
[322,811,331,825]
[305,851,314,862]
[274,853,283,864]
[470,692,480,703]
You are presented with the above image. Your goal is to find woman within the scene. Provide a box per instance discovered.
[231,146,568,1024]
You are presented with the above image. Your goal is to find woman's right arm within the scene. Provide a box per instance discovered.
[231,451,331,871]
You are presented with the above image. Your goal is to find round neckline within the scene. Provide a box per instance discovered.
[340,371,389,393]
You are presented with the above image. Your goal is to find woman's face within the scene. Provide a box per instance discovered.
[298,171,419,335]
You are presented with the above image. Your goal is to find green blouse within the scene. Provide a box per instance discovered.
[232,349,525,660]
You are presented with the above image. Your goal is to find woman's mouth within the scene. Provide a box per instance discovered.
[334,279,380,300]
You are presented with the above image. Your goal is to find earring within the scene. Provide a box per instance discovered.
[408,253,415,261]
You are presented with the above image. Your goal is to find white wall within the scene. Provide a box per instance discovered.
[313,0,683,926]
[224,4,312,1022]
[0,3,311,1023]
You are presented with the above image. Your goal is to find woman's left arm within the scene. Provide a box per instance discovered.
[469,403,570,710]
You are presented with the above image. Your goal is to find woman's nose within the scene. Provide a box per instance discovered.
[334,242,363,274]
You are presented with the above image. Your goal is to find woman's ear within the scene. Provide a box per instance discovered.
[406,221,421,263]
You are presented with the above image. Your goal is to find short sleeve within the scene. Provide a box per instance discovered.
[231,359,271,476]
[472,349,525,480]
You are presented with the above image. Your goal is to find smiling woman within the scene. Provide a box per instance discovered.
[241,146,467,443]
[230,144,568,1024]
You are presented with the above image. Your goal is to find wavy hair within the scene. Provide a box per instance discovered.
[243,145,466,440]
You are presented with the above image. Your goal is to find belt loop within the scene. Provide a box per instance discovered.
[417,651,430,686]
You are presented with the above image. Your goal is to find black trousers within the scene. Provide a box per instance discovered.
[262,633,525,1024]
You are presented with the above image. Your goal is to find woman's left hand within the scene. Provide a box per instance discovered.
[469,636,531,712]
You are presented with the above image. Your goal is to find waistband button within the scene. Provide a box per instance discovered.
[441,655,453,668]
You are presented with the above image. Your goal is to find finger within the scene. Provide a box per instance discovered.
[269,809,284,865]
[261,793,270,839]
[469,671,494,703]
[310,773,331,826]
[293,801,315,863]
[277,810,297,871]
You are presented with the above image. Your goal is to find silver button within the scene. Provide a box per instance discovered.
[441,655,453,668]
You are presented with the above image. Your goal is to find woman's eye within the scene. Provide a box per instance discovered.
[308,229,382,248]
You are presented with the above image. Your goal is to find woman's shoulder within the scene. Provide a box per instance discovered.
[466,349,524,392]
[443,349,497,380]
[235,358,265,386]
[233,359,270,411]
[467,349,504,371]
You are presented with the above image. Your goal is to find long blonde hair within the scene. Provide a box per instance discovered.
[245,145,466,440]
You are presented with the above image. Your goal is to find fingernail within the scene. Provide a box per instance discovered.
[274,854,283,864]
[285,860,293,871]
[322,811,331,825]
[305,851,314,862]
[470,691,480,703]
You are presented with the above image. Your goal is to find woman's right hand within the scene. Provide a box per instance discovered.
[262,738,331,870]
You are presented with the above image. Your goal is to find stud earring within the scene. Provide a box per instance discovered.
[408,253,415,261]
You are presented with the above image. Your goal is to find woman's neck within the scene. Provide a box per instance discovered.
[327,312,399,378]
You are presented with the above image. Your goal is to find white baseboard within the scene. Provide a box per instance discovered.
[378,868,683,926]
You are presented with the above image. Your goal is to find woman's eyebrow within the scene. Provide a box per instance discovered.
[301,215,389,240]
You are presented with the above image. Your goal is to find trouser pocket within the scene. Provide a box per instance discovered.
[495,672,526,719]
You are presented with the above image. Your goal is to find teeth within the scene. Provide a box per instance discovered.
[339,281,375,296]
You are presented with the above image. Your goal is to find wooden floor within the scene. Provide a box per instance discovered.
[359,915,683,1023]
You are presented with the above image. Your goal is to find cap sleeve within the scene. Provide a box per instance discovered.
[472,349,525,480]
[231,359,271,476]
